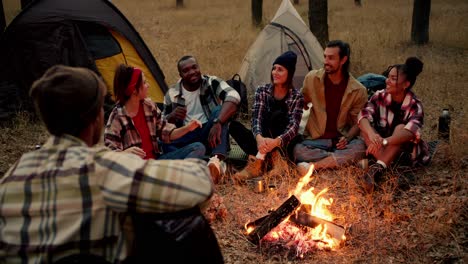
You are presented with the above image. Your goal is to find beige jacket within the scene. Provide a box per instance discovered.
[302,68,368,139]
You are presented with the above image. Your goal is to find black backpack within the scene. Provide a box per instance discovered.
[226,74,248,118]
[356,73,387,99]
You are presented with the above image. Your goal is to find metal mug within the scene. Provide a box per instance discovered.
[256,180,264,193]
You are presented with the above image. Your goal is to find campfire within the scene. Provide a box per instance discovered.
[244,165,346,258]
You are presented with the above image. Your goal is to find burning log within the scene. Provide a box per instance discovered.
[289,210,345,241]
[247,195,300,244]
[245,215,268,232]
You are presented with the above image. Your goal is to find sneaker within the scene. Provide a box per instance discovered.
[232,155,264,183]
[297,162,312,176]
[208,155,226,184]
[360,163,385,194]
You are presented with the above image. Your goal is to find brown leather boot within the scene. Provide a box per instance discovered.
[266,149,290,179]
[232,155,264,182]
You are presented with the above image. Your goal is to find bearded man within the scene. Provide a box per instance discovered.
[294,40,368,172]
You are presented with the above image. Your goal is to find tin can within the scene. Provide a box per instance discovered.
[175,97,186,127]
[268,184,277,192]
[256,180,264,193]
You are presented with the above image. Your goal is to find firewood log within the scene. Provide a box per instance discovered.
[289,210,345,241]
[247,195,300,244]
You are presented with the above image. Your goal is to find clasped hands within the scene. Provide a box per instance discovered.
[256,135,280,154]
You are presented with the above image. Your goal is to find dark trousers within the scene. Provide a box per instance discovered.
[54,254,110,264]
[230,109,290,156]
[129,207,224,264]
[162,106,229,158]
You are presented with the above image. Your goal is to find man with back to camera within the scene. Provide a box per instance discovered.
[294,40,368,173]
[0,65,219,263]
[163,55,241,183]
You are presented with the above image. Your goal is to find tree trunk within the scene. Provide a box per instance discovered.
[411,0,431,45]
[354,0,362,7]
[308,0,328,48]
[21,0,33,9]
[176,0,184,8]
[251,0,262,27]
[293,0,300,4]
[0,0,5,32]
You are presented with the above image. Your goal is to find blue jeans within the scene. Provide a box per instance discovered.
[162,106,229,158]
[293,138,366,168]
[159,142,206,160]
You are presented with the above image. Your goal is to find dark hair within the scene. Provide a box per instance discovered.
[326,40,351,74]
[30,65,105,137]
[385,57,423,90]
[177,55,197,72]
[113,64,142,104]
[270,51,297,89]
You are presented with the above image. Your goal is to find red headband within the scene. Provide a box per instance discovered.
[125,67,142,96]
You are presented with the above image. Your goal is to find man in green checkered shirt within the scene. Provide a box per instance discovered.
[0,65,214,263]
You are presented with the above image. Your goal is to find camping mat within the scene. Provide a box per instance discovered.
[228,145,248,161]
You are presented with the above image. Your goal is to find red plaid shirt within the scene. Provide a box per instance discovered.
[105,98,172,157]
[358,89,430,165]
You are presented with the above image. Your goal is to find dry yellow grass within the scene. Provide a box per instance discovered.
[1,0,467,263]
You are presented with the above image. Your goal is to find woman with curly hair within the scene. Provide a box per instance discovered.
[358,57,430,193]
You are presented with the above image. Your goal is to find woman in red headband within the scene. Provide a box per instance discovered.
[104,64,204,160]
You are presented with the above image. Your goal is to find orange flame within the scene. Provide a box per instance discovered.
[288,164,343,249]
[246,164,345,256]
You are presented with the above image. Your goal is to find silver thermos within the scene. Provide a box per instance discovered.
[438,108,451,141]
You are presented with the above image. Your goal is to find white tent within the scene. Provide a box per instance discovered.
[238,0,324,92]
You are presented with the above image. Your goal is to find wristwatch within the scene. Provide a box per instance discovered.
[382,138,388,147]
[213,118,222,125]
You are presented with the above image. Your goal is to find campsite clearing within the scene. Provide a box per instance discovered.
[1,0,466,263]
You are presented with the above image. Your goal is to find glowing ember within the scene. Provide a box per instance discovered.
[246,165,346,257]
[245,225,255,235]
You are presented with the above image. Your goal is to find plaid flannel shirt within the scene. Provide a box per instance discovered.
[358,89,430,165]
[251,83,304,147]
[163,75,240,124]
[104,98,172,156]
[0,135,212,263]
